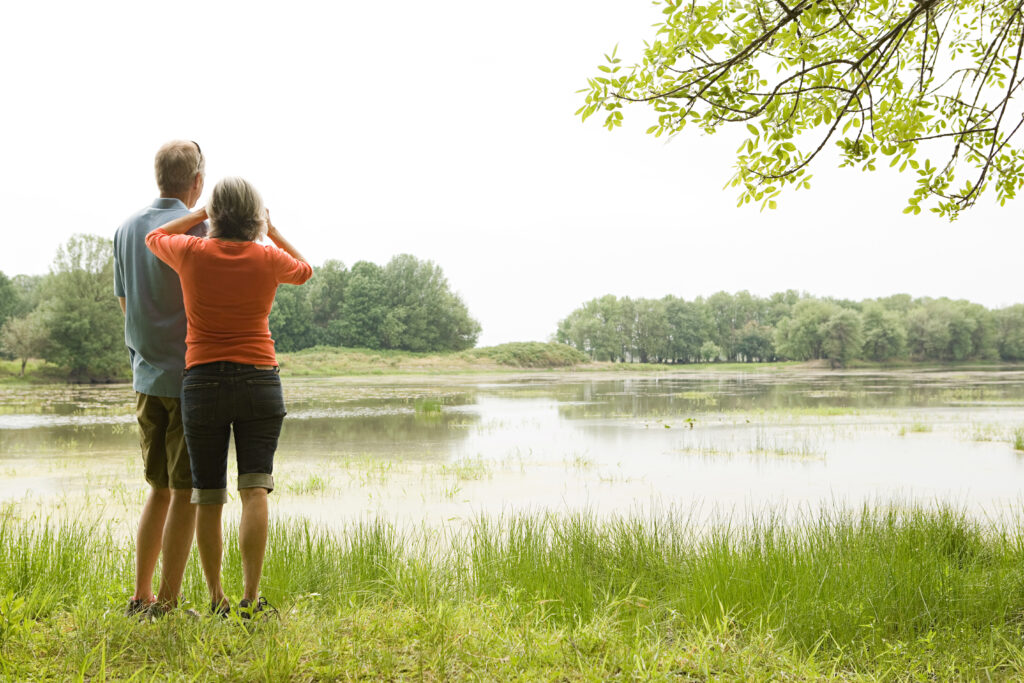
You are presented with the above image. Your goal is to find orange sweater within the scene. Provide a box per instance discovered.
[146,229,312,368]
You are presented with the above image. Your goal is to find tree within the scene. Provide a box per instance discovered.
[0,272,16,332]
[822,309,864,367]
[306,259,349,347]
[0,310,49,375]
[664,296,712,362]
[42,234,125,380]
[336,256,480,352]
[861,303,907,361]
[775,299,839,360]
[268,284,315,352]
[906,300,953,360]
[557,295,622,360]
[580,0,1024,218]
[997,304,1024,360]
[699,340,723,362]
[379,255,480,352]
[735,321,776,362]
[339,261,388,350]
[10,275,44,318]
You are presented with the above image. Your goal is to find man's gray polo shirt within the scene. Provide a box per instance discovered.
[113,198,206,398]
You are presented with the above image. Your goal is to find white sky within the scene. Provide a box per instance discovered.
[0,1,1019,346]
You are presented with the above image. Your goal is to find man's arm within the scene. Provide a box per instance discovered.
[119,297,126,315]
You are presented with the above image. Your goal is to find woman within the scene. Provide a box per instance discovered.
[147,177,312,617]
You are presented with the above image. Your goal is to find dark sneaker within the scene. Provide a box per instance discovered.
[211,598,231,618]
[143,601,201,621]
[238,596,278,620]
[125,597,153,617]
[144,602,173,621]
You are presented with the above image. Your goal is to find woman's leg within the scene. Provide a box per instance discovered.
[181,369,231,609]
[196,503,226,607]
[238,488,268,602]
[233,368,285,603]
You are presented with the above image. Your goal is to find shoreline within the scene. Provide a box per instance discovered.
[4,349,1024,386]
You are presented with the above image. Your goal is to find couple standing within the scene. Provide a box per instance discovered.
[113,140,312,618]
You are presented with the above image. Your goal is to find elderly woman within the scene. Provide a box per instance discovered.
[146,177,312,617]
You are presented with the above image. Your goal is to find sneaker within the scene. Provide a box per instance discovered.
[238,596,278,620]
[143,602,173,621]
[211,598,231,618]
[125,597,154,617]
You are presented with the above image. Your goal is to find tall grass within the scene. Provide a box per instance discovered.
[3,504,1024,678]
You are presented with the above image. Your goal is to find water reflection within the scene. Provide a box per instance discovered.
[3,368,1024,527]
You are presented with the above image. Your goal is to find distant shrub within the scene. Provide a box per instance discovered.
[467,342,589,368]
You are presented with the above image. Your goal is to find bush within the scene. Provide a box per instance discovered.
[466,342,589,368]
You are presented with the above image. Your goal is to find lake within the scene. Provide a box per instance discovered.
[3,366,1024,531]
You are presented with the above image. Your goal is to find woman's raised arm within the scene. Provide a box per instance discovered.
[264,210,307,264]
[157,207,208,234]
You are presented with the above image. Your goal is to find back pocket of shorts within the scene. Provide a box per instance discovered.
[182,381,220,427]
[246,378,286,420]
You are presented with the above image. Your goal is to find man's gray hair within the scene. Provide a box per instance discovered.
[154,140,204,194]
[208,177,266,242]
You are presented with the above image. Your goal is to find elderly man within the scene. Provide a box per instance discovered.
[113,140,207,617]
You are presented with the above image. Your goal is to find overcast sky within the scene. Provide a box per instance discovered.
[0,1,1019,346]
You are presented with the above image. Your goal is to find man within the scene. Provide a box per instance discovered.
[113,140,207,617]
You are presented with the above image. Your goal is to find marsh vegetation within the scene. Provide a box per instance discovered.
[4,366,1024,677]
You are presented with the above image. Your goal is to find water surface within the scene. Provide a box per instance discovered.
[4,367,1024,529]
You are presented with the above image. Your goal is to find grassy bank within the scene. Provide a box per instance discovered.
[277,342,592,376]
[276,344,806,377]
[3,505,1024,679]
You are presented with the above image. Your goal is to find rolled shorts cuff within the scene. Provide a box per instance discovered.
[192,488,228,505]
[238,473,274,493]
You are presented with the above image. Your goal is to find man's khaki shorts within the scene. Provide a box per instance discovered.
[136,393,191,490]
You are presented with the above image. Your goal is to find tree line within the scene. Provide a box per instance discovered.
[556,292,1024,366]
[0,234,480,380]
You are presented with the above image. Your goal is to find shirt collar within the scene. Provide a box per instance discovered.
[151,197,188,210]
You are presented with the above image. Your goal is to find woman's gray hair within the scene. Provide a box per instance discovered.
[208,177,266,242]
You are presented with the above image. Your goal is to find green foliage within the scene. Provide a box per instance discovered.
[862,303,908,361]
[41,235,126,381]
[558,290,1021,365]
[276,343,589,376]
[306,259,349,346]
[997,305,1024,361]
[267,283,315,353]
[9,275,44,318]
[699,340,722,362]
[271,255,481,354]
[581,0,1024,218]
[465,342,589,368]
[0,311,50,376]
[0,272,15,333]
[5,506,1024,678]
[822,308,864,367]
[735,321,775,362]
[775,299,840,361]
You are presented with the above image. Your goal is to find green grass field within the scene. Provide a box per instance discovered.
[3,504,1024,680]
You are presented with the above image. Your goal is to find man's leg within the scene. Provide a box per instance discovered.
[155,488,197,605]
[239,488,269,602]
[133,486,170,602]
[155,397,196,606]
[132,393,172,604]
[195,503,226,607]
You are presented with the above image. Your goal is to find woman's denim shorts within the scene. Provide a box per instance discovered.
[181,362,286,505]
